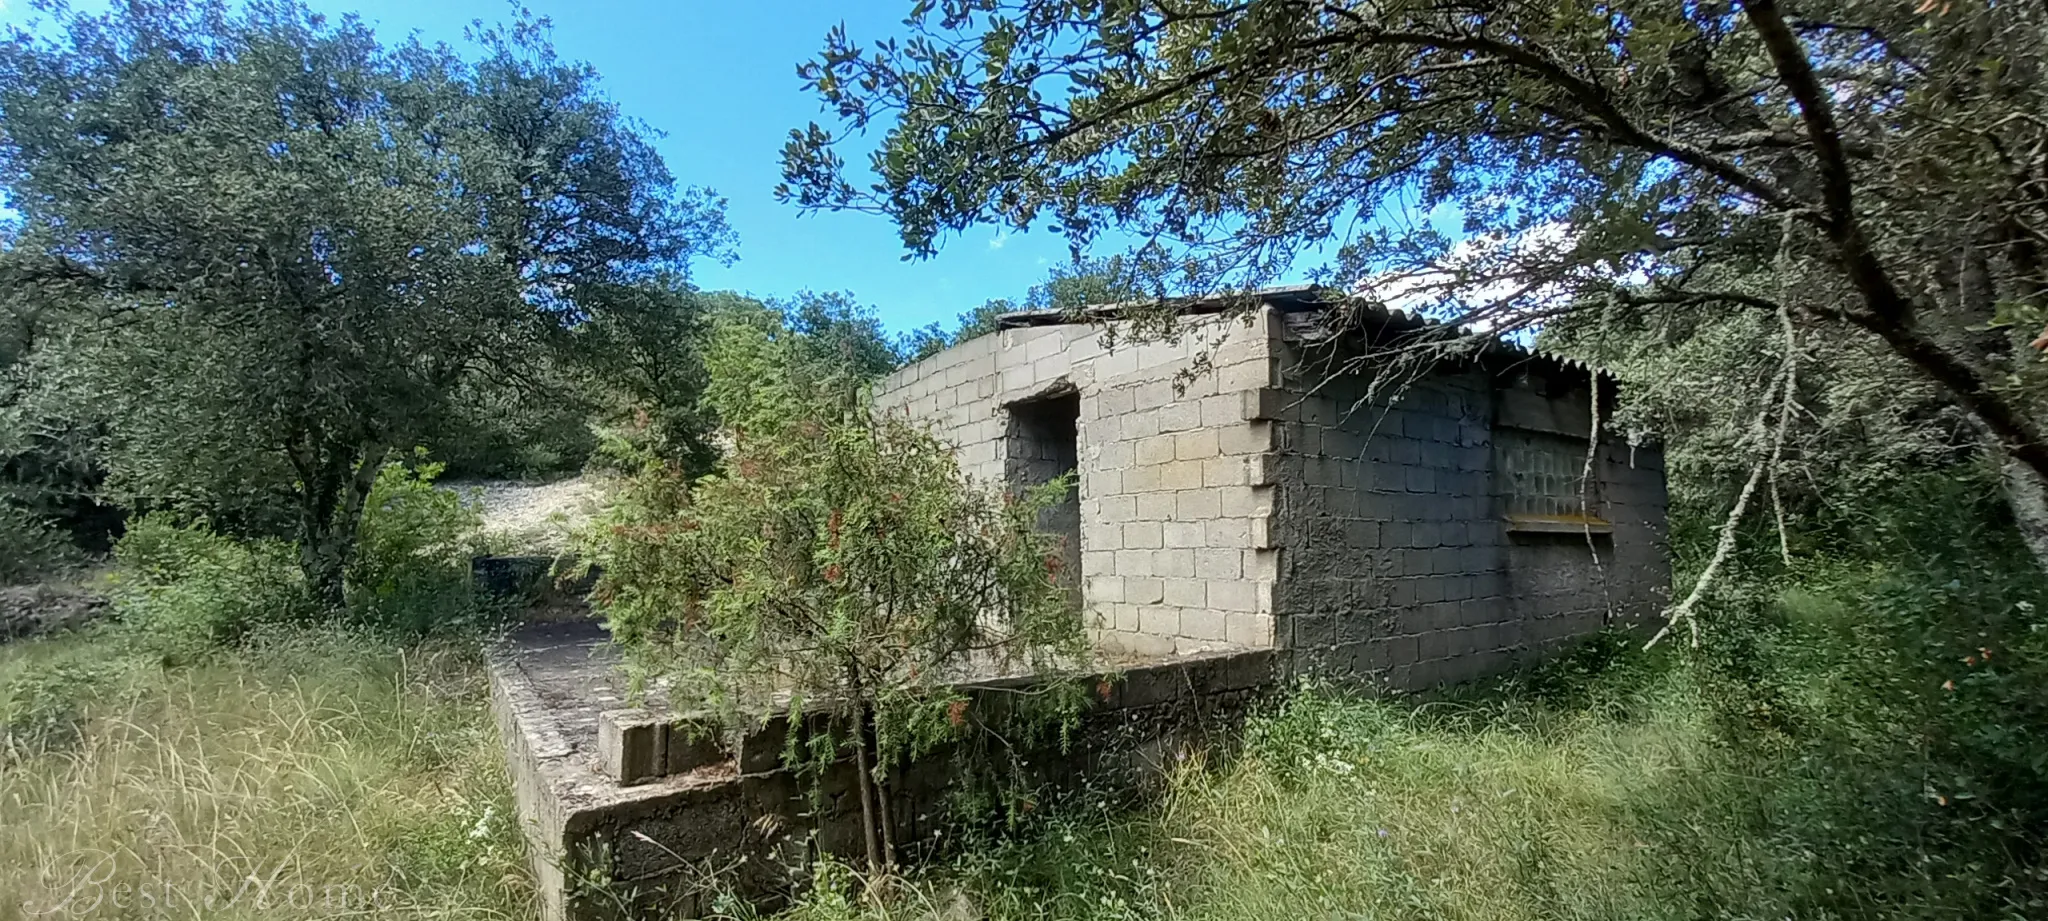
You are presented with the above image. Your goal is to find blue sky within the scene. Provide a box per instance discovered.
[0,0,1152,334]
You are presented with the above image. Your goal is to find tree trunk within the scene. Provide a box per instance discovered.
[300,527,351,613]
[294,441,389,614]
[2002,454,2048,575]
[866,715,899,871]
[850,702,885,876]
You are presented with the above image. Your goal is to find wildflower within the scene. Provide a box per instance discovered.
[468,806,496,840]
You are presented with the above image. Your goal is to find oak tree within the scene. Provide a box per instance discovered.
[0,1,728,607]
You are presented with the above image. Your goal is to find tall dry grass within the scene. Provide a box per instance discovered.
[0,627,532,920]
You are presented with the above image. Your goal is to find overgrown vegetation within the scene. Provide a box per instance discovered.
[748,471,2048,921]
[585,299,1091,875]
[0,626,530,920]
[2,2,2045,920]
[0,0,732,602]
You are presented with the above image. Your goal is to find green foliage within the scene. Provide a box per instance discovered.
[591,412,1087,719]
[111,514,310,660]
[111,458,482,654]
[0,0,729,606]
[783,0,2048,487]
[346,457,485,635]
[559,279,722,475]
[1543,298,1969,533]
[745,473,2048,921]
[0,276,125,554]
[778,291,906,386]
[585,404,1089,872]
[426,371,599,481]
[1683,475,2048,911]
[0,504,84,585]
[699,292,901,438]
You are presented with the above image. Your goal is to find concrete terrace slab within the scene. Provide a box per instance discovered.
[489,617,1278,921]
[489,621,741,921]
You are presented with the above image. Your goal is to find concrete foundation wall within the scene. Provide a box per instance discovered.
[874,311,1287,655]
[1269,345,1670,689]
[487,621,1278,921]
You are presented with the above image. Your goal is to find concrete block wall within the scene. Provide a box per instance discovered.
[1268,348,1670,689]
[488,621,1279,921]
[874,311,1287,656]
[1501,436,1670,652]
[1490,373,1671,648]
[1266,364,1517,687]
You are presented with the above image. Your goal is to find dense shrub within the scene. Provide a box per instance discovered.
[1681,473,2048,916]
[346,458,485,635]
[110,514,309,659]
[110,458,486,654]
[0,504,84,584]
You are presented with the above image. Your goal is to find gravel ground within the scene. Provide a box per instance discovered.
[445,476,607,555]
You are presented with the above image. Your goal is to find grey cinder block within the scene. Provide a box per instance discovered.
[599,709,667,786]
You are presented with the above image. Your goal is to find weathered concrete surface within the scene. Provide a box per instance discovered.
[489,620,1276,921]
[1268,341,1671,688]
[874,291,1672,691]
[874,309,1287,657]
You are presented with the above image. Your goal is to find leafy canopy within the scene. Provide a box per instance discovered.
[780,0,2048,482]
[0,0,728,603]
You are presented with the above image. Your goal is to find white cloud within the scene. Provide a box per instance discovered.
[1351,221,1655,337]
[1353,222,1584,333]
[988,229,1010,250]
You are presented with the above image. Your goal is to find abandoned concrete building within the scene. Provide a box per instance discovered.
[873,286,1670,688]
[489,287,1670,920]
